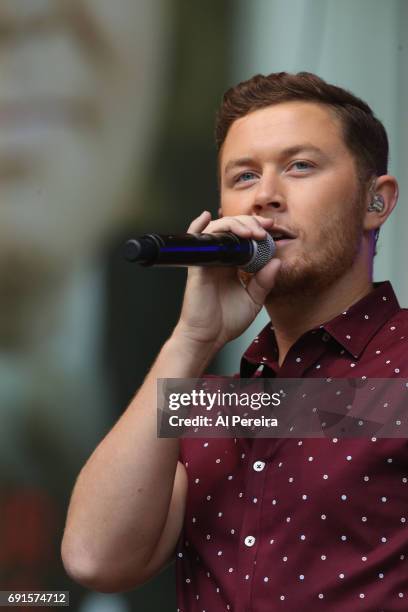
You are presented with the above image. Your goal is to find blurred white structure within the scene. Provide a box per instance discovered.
[0,0,171,479]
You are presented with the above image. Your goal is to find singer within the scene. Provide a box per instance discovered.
[62,72,407,610]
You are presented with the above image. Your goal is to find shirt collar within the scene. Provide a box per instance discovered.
[323,281,400,359]
[241,281,401,375]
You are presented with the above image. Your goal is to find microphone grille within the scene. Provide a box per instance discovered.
[240,234,276,273]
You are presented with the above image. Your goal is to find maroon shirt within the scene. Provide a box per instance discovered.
[177,281,408,611]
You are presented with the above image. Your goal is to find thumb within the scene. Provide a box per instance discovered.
[246,258,282,306]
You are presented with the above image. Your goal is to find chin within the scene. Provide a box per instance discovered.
[267,257,351,299]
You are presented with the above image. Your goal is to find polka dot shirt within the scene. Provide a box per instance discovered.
[177,282,408,611]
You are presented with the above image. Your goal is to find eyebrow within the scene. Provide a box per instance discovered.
[223,144,327,176]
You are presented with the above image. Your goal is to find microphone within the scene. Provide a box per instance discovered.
[123,232,276,273]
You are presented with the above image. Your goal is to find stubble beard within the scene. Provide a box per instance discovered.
[267,191,366,301]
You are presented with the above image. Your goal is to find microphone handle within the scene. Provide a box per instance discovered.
[124,233,254,267]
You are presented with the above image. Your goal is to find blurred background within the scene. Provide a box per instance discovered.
[0,1,406,610]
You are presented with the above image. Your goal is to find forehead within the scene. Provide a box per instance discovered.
[220,101,349,168]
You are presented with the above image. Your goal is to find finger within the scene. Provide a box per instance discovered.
[242,215,275,237]
[252,216,275,228]
[246,258,282,305]
[205,217,252,237]
[234,215,271,238]
[187,210,212,233]
[205,216,269,239]
[246,215,276,237]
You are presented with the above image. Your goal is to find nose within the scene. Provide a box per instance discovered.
[251,171,286,215]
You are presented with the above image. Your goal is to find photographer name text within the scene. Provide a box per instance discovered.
[168,414,278,428]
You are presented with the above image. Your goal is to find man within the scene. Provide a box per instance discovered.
[62,72,406,610]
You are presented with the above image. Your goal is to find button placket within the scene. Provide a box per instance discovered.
[234,445,268,612]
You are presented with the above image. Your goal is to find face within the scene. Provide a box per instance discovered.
[220,101,367,298]
[0,0,169,272]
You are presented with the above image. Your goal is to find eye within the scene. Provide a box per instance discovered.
[288,160,314,172]
[235,171,257,183]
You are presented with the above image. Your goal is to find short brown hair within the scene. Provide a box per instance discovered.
[215,71,388,187]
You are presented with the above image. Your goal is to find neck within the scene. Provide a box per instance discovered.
[265,267,373,367]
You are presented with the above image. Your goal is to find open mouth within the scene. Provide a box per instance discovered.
[269,230,296,244]
[274,238,295,248]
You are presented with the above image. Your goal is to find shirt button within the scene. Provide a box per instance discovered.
[322,332,330,342]
[244,535,256,547]
[253,460,266,472]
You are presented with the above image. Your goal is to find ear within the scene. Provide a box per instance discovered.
[363,174,399,233]
[218,207,223,218]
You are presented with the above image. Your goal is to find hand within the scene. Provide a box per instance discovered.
[173,211,282,353]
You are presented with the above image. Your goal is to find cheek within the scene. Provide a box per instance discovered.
[291,176,354,227]
[312,168,358,207]
[220,190,249,217]
[220,202,234,217]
